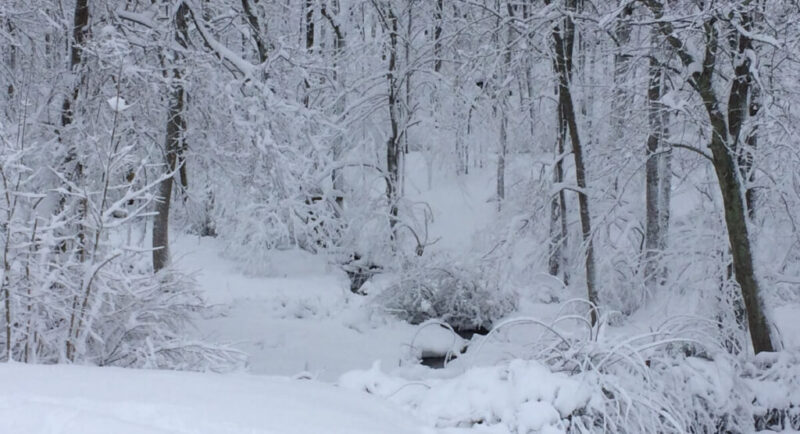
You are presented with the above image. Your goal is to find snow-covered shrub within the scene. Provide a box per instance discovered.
[377,254,517,330]
[339,359,597,433]
[0,56,242,371]
[87,264,246,371]
[200,76,349,275]
[472,313,770,433]
[342,312,798,433]
[742,351,800,431]
[0,202,243,371]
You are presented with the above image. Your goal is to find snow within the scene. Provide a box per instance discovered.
[403,153,496,254]
[175,236,422,380]
[338,359,595,434]
[0,363,428,434]
[107,96,132,112]
[172,158,514,380]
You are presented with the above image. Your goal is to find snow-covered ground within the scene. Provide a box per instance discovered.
[184,236,434,380]
[0,363,428,434]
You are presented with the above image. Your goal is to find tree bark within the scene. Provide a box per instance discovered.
[61,0,89,132]
[322,0,346,212]
[56,0,90,258]
[303,0,315,107]
[642,0,774,352]
[153,3,189,273]
[550,0,597,323]
[385,6,401,239]
[726,7,758,219]
[433,0,443,73]
[548,97,568,284]
[241,0,268,64]
[611,5,633,143]
[697,14,772,354]
[496,7,513,209]
[644,32,671,292]
[4,22,15,105]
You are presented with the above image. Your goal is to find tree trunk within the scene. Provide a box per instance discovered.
[611,5,633,143]
[726,7,758,219]
[153,3,189,273]
[643,0,774,354]
[303,0,315,107]
[548,97,568,284]
[744,85,759,220]
[400,1,413,197]
[323,0,346,212]
[433,0,443,73]
[496,9,512,209]
[644,33,671,293]
[241,0,268,64]
[497,108,506,207]
[61,0,89,132]
[4,22,15,106]
[550,0,597,323]
[708,117,773,353]
[386,7,401,238]
[56,0,90,257]
[697,18,773,354]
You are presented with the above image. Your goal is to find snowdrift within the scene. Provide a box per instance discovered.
[0,363,427,434]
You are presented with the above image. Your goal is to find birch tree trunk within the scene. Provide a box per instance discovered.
[385,6,401,239]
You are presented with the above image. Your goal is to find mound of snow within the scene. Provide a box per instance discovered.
[0,363,428,434]
[339,360,596,433]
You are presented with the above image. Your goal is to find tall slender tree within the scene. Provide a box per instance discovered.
[641,0,774,353]
[644,30,672,292]
[153,2,190,273]
[548,0,598,323]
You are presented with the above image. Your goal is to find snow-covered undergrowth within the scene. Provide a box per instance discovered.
[378,254,517,331]
[341,359,594,433]
[341,312,800,434]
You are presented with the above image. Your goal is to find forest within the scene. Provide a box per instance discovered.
[1,0,800,433]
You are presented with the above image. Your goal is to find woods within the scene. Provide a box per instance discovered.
[1,0,800,430]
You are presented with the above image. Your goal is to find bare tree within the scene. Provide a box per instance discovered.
[644,29,671,292]
[495,3,514,209]
[371,1,402,240]
[548,0,598,323]
[641,0,774,353]
[153,2,190,272]
[56,0,90,258]
[321,0,346,211]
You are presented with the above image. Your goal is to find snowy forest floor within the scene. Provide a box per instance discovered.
[2,159,800,433]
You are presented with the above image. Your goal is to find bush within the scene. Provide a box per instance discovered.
[377,255,517,331]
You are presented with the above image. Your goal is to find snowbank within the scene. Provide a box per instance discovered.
[0,363,427,434]
[339,360,596,434]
